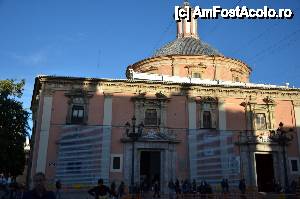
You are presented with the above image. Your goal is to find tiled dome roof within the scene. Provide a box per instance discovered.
[154,37,222,57]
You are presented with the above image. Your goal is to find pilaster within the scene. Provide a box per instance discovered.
[293,101,300,158]
[188,97,197,179]
[101,94,113,183]
[36,92,53,173]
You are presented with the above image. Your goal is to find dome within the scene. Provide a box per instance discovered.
[153,37,222,57]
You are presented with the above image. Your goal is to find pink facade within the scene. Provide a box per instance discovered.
[29,2,300,194]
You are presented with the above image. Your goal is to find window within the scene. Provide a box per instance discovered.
[110,154,123,172]
[291,160,298,171]
[71,105,84,124]
[289,158,300,173]
[203,111,212,129]
[255,113,266,130]
[192,72,201,78]
[145,109,158,126]
[232,76,240,82]
[113,157,120,170]
[65,91,92,125]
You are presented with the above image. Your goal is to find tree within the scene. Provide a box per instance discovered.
[0,79,30,177]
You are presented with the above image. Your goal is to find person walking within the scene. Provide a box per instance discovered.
[117,181,125,199]
[224,179,229,193]
[239,179,246,194]
[152,180,160,198]
[88,179,110,199]
[15,184,25,199]
[192,179,197,194]
[110,182,117,199]
[168,179,175,199]
[221,179,226,193]
[175,179,180,198]
[23,172,56,199]
[55,180,61,199]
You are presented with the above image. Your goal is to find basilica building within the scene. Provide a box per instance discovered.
[30,2,300,193]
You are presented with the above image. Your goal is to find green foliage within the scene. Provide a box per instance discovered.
[0,79,30,177]
[0,79,25,99]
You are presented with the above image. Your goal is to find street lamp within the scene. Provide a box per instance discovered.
[125,116,144,198]
[269,122,294,191]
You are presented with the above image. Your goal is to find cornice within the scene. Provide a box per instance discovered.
[32,76,300,105]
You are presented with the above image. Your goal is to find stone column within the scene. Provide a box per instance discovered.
[188,97,197,180]
[101,94,112,183]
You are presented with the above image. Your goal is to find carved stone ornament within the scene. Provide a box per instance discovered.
[199,96,218,103]
[293,101,300,107]
[263,96,275,104]
[155,91,167,99]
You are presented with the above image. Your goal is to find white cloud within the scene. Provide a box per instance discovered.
[10,51,47,66]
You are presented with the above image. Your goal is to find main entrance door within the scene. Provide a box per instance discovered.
[255,154,275,192]
[140,151,161,190]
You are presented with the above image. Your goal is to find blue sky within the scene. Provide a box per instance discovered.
[0,0,299,113]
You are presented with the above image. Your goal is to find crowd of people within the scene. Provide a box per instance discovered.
[88,179,125,199]
[0,173,299,199]
[0,173,58,199]
[86,178,247,199]
[0,175,26,199]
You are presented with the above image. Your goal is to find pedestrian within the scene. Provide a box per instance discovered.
[117,181,125,199]
[221,179,226,193]
[192,179,197,194]
[55,180,61,199]
[15,184,25,199]
[239,179,246,194]
[88,178,110,199]
[204,181,212,194]
[0,184,7,199]
[290,179,297,193]
[152,180,160,198]
[168,179,175,199]
[0,175,6,186]
[110,181,117,199]
[22,172,56,199]
[140,180,145,197]
[175,179,180,197]
[2,182,18,199]
[224,179,229,193]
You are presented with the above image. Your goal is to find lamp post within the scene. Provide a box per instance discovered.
[269,122,293,192]
[125,116,144,198]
